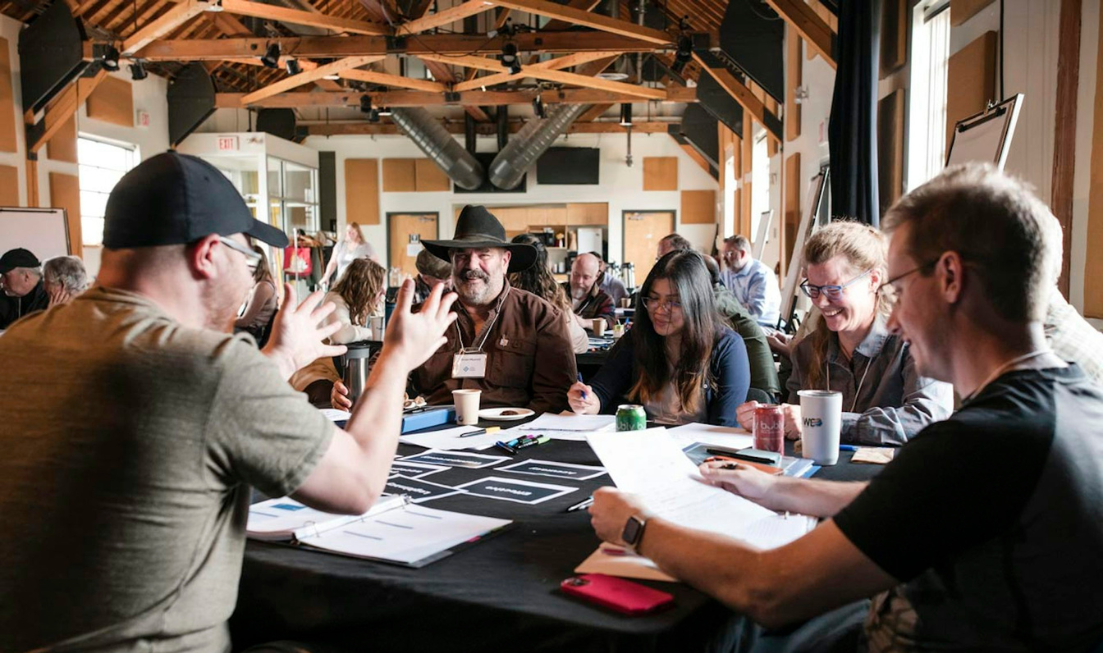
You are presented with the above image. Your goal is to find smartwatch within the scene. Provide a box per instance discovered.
[621,515,647,552]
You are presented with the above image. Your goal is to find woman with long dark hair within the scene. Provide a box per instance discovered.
[323,257,386,344]
[234,245,278,342]
[568,250,751,426]
[509,233,589,354]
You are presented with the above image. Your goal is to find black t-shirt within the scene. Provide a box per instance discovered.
[0,281,48,329]
[834,366,1103,651]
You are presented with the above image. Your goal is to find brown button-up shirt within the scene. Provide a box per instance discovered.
[410,283,577,413]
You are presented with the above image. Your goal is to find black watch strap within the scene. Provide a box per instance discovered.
[621,515,647,551]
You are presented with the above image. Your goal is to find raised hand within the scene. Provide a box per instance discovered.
[380,278,457,372]
[262,283,347,380]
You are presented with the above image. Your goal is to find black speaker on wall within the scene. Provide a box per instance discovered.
[167,64,217,146]
[696,73,744,136]
[256,109,297,142]
[718,0,786,103]
[18,0,88,115]
[677,104,720,180]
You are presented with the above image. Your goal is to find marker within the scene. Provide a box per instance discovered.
[577,372,588,400]
[458,426,500,438]
[565,496,594,512]
[839,444,859,452]
[513,435,549,450]
[494,434,538,454]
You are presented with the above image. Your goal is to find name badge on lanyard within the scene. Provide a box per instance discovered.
[452,348,488,378]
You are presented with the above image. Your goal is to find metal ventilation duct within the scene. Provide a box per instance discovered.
[391,107,485,190]
[488,104,588,190]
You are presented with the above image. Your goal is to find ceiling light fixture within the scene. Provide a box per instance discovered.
[500,42,521,75]
[619,103,633,126]
[378,106,393,117]
[100,45,120,71]
[285,58,301,75]
[360,94,372,114]
[532,96,546,119]
[260,43,281,69]
[129,60,148,81]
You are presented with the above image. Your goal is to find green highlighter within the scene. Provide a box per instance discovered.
[513,435,550,450]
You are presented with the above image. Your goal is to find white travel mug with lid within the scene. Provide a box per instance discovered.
[798,390,843,465]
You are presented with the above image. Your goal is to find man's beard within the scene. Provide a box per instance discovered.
[455,269,502,306]
[570,284,589,301]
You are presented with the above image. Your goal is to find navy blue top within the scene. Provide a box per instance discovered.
[589,327,750,426]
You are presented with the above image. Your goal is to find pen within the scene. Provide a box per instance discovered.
[458,426,500,438]
[577,372,587,400]
[839,444,858,452]
[494,441,516,454]
[513,435,549,450]
[566,496,594,512]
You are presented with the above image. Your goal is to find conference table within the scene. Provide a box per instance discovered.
[230,424,881,653]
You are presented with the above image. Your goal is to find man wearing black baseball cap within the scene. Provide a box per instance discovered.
[0,247,49,328]
[0,151,459,652]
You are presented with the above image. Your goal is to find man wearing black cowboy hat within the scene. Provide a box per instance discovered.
[384,205,576,413]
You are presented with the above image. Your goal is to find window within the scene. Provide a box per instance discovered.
[906,0,951,190]
[267,157,318,237]
[78,136,139,246]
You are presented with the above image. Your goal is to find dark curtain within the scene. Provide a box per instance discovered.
[828,0,882,227]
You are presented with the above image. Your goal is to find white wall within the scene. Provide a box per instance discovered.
[300,129,720,270]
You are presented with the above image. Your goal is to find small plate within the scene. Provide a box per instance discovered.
[478,407,535,421]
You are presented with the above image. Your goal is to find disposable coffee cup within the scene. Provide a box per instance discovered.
[592,318,607,337]
[452,389,481,426]
[370,316,385,341]
[798,390,842,465]
[619,298,631,308]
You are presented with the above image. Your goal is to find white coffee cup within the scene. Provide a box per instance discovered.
[592,318,606,337]
[798,390,843,465]
[370,316,385,341]
[452,389,482,426]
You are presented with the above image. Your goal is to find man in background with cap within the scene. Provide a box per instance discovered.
[0,247,49,329]
[412,247,453,304]
[0,152,459,652]
[336,205,575,414]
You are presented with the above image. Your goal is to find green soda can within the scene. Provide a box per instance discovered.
[616,404,647,431]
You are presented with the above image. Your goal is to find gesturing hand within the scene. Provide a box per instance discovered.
[381,279,457,372]
[262,284,347,380]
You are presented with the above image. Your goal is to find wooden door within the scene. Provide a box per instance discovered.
[388,213,438,279]
[623,210,674,285]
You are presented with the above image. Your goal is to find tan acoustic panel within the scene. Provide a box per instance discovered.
[0,164,18,205]
[567,203,607,226]
[878,89,906,214]
[680,190,716,225]
[786,32,803,142]
[86,76,134,127]
[881,0,908,77]
[624,211,674,283]
[345,158,380,226]
[766,97,780,156]
[49,172,82,256]
[0,37,15,154]
[951,0,997,26]
[947,31,998,150]
[46,116,78,163]
[1085,5,1103,317]
[414,158,451,191]
[643,157,678,191]
[382,158,416,192]
[783,153,801,277]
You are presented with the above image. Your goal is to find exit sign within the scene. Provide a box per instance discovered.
[217,136,239,151]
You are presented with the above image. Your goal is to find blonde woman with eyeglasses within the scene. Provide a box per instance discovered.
[736,221,953,445]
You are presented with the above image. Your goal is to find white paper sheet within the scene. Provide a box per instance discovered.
[247,495,405,541]
[320,408,351,422]
[586,430,814,549]
[497,411,617,442]
[666,422,754,452]
[399,426,500,451]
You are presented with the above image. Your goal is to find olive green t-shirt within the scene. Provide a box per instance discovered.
[0,288,334,652]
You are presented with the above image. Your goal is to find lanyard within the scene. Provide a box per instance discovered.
[826,356,873,413]
[455,286,509,353]
[963,350,1051,402]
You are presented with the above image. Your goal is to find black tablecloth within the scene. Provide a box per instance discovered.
[231,432,881,652]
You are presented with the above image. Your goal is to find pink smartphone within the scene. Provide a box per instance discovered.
[560,574,674,615]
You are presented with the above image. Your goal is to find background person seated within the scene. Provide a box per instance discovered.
[703,255,781,401]
[719,235,782,329]
[656,233,693,259]
[234,245,278,344]
[322,257,386,345]
[592,251,629,307]
[569,250,750,426]
[737,222,953,446]
[42,255,89,307]
[0,248,48,329]
[510,234,589,354]
[563,252,616,331]
[412,248,453,304]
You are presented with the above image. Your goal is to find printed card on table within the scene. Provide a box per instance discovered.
[383,475,463,503]
[454,476,578,505]
[401,449,510,469]
[497,459,607,481]
[389,461,450,479]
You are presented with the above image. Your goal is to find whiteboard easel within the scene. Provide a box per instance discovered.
[779,167,829,331]
[946,94,1023,170]
[753,210,773,261]
[0,208,72,260]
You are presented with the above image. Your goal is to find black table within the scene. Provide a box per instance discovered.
[230,431,881,652]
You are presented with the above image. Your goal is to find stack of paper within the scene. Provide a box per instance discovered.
[247,495,405,541]
[399,425,500,451]
[497,412,617,442]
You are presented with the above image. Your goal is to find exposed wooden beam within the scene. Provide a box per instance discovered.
[210,10,253,36]
[217,86,694,108]
[525,69,666,99]
[578,103,611,121]
[305,119,673,136]
[693,52,783,142]
[218,0,391,36]
[407,0,434,18]
[418,53,502,73]
[130,32,662,61]
[454,51,619,91]
[543,0,601,31]
[122,0,209,55]
[27,69,108,153]
[1052,0,1081,296]
[397,0,494,35]
[340,69,447,92]
[762,0,835,69]
[240,55,384,105]
[488,0,671,45]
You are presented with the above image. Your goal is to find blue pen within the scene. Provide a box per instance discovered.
[839,445,859,452]
[577,372,587,400]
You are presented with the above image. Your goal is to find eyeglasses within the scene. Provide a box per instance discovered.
[641,296,683,313]
[218,236,262,271]
[799,268,873,300]
[877,259,939,303]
